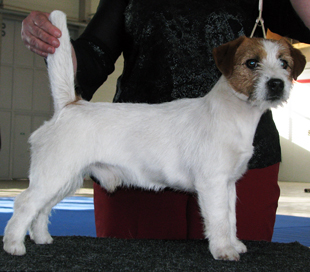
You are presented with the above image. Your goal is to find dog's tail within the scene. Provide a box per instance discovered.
[47,10,76,113]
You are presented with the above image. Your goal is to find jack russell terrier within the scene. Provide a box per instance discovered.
[3,10,306,260]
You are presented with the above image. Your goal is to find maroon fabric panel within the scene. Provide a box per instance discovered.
[236,163,280,241]
[94,187,189,239]
[94,163,280,241]
[185,194,205,239]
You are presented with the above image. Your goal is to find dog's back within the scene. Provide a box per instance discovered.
[47,11,76,113]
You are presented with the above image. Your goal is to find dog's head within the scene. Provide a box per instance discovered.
[213,36,306,109]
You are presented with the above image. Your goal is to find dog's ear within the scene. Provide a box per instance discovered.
[213,36,246,77]
[289,42,306,80]
[279,39,306,80]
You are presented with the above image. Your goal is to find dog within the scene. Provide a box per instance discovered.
[3,10,306,261]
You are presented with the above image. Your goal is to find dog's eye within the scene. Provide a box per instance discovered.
[280,59,288,69]
[246,59,259,69]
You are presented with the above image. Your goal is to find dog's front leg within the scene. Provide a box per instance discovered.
[196,177,241,261]
[227,181,247,254]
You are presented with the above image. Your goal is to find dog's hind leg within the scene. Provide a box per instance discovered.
[3,187,47,255]
[28,204,54,245]
[3,173,82,255]
[29,174,84,245]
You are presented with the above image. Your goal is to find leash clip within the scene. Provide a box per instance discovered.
[250,0,266,39]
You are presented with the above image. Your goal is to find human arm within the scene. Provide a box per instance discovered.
[290,0,310,29]
[263,0,310,43]
[71,0,128,100]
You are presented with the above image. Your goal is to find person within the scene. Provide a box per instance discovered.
[21,0,310,241]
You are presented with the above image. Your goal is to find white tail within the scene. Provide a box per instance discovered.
[47,10,76,113]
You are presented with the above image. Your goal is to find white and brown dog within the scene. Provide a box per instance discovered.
[3,11,306,260]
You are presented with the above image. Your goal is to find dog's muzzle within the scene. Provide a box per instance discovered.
[266,78,284,101]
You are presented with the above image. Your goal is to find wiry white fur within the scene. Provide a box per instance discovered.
[47,11,76,113]
[3,10,301,261]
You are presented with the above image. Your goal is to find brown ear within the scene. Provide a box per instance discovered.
[280,39,306,80]
[213,36,246,77]
[290,45,306,80]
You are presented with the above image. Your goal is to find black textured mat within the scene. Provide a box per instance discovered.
[1,236,310,271]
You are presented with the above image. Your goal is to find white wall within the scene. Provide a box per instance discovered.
[272,61,310,182]
[0,18,54,179]
[4,0,80,20]
[90,0,100,14]
[4,0,100,19]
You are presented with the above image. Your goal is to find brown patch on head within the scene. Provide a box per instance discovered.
[228,38,267,97]
[213,37,266,97]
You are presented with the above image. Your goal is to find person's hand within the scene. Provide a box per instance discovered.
[21,11,62,57]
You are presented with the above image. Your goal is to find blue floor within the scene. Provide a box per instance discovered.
[1,196,309,246]
[272,215,310,246]
[0,197,96,237]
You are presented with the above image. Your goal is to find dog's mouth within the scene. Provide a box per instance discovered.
[266,94,283,101]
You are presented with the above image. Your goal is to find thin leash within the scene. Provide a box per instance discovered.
[250,0,266,39]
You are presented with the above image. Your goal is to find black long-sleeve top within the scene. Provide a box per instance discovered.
[71,0,310,169]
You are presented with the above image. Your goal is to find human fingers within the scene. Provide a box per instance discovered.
[21,11,62,56]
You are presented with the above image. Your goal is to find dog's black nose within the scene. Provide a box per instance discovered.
[266,78,284,100]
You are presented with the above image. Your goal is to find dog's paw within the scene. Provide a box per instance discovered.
[33,234,53,245]
[209,244,240,261]
[29,226,53,245]
[3,240,26,256]
[232,240,247,254]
